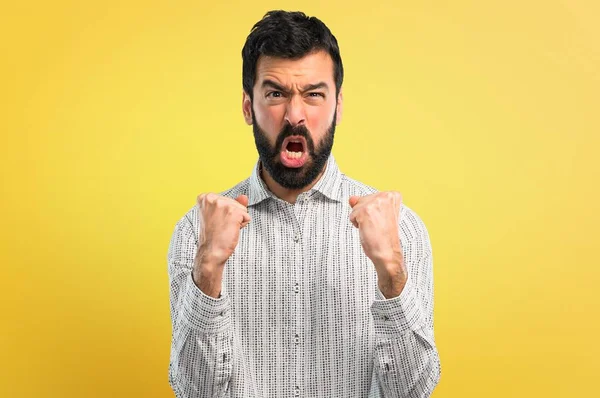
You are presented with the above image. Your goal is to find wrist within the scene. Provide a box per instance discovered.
[195,244,227,269]
[192,266,223,298]
[193,248,225,298]
[374,253,407,299]
[378,276,407,299]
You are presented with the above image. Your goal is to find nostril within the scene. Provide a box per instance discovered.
[285,116,306,126]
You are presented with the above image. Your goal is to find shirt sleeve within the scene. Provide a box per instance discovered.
[167,212,234,398]
[369,212,441,397]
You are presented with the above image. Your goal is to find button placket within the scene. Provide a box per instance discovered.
[289,205,304,398]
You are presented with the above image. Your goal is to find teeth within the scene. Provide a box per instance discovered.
[285,150,303,159]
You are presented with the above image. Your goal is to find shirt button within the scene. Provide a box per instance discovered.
[294,234,300,243]
[294,386,300,396]
[293,283,299,293]
[294,334,300,344]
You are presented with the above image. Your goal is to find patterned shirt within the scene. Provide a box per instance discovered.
[167,154,441,397]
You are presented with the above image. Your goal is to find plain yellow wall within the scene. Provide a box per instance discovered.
[1,1,599,397]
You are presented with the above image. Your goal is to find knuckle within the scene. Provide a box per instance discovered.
[214,198,227,209]
[225,205,237,215]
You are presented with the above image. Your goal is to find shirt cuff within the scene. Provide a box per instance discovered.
[370,276,425,337]
[180,272,231,333]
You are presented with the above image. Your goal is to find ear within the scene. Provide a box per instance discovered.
[335,87,343,125]
[242,91,253,125]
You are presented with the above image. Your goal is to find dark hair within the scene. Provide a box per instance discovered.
[242,10,344,101]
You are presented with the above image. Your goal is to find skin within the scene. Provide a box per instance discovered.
[349,192,407,297]
[194,50,407,299]
[242,50,343,204]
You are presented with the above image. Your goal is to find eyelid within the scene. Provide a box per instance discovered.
[266,91,285,98]
[265,91,324,99]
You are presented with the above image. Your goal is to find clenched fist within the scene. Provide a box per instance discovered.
[349,191,407,298]
[193,193,251,297]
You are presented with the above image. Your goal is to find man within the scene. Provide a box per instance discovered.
[167,10,441,398]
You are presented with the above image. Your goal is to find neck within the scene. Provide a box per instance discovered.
[260,161,327,204]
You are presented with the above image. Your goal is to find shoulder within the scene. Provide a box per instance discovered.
[218,178,251,200]
[400,203,431,245]
[341,174,378,197]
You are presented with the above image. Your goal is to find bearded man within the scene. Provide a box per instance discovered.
[167,10,441,398]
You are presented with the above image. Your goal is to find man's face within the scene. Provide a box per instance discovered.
[243,50,343,189]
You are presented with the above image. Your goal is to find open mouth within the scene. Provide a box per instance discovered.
[280,136,308,168]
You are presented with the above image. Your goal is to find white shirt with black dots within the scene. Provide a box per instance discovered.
[167,155,441,398]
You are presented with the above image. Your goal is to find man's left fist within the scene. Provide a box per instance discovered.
[349,191,407,298]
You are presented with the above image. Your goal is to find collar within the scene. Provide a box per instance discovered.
[247,154,344,206]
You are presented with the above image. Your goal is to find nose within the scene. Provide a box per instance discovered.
[284,95,306,126]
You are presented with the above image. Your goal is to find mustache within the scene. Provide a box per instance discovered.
[274,123,316,154]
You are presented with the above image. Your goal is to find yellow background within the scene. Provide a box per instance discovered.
[1,1,599,397]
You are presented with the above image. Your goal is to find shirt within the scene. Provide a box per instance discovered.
[167,154,441,398]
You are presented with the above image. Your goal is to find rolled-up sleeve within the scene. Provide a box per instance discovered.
[167,213,234,398]
[369,213,441,397]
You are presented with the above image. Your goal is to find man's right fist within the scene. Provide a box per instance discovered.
[193,193,251,297]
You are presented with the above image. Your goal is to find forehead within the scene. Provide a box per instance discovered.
[255,50,335,87]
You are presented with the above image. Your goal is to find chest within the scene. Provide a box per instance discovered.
[222,199,376,315]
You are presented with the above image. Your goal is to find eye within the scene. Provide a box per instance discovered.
[266,91,283,98]
[308,92,325,98]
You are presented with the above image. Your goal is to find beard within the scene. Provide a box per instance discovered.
[251,108,336,190]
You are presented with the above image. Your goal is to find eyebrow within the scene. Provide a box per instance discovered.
[261,79,330,93]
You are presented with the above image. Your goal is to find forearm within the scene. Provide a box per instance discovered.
[372,330,440,398]
[169,273,234,398]
[370,278,441,398]
[192,265,224,299]
[192,246,228,298]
